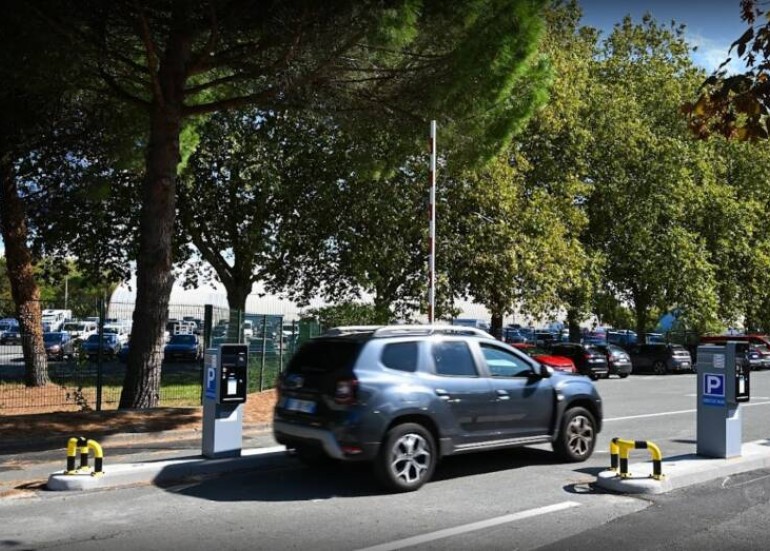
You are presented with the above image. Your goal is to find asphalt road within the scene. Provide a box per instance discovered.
[2,371,770,551]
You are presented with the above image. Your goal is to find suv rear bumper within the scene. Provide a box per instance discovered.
[273,420,378,461]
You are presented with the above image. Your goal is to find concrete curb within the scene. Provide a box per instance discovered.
[46,445,287,491]
[596,439,770,494]
[2,424,272,455]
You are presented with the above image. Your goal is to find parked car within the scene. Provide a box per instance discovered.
[593,344,632,378]
[103,323,130,345]
[533,331,558,347]
[43,332,76,360]
[503,327,530,345]
[274,325,603,492]
[117,341,130,362]
[607,330,637,348]
[548,343,610,380]
[511,343,576,373]
[0,318,20,344]
[61,320,98,342]
[581,332,607,346]
[164,333,202,362]
[81,333,121,359]
[628,343,693,375]
[745,346,765,371]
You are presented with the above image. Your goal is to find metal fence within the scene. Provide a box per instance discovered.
[0,299,323,414]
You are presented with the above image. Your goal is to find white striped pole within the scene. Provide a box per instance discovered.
[428,120,437,324]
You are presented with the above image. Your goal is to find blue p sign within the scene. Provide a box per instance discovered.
[205,365,217,399]
[704,373,725,397]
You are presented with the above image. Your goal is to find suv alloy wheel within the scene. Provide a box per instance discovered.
[553,407,596,462]
[375,423,436,492]
[653,360,667,375]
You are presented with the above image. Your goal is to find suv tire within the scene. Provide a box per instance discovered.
[375,423,436,493]
[652,360,667,375]
[553,407,596,462]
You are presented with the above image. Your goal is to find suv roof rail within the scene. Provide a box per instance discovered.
[323,325,383,336]
[372,325,494,338]
[322,324,496,338]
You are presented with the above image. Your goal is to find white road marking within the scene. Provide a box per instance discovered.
[606,400,770,422]
[353,501,581,551]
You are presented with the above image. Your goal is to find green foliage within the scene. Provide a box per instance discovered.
[304,302,385,327]
[586,15,718,337]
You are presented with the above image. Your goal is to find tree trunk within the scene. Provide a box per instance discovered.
[372,293,393,324]
[490,311,503,340]
[566,308,581,343]
[119,27,191,409]
[0,158,48,386]
[226,285,252,343]
[633,295,649,346]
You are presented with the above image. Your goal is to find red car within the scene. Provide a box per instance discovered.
[511,343,577,373]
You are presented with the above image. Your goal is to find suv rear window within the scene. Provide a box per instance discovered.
[381,342,419,372]
[286,340,362,375]
[432,341,477,377]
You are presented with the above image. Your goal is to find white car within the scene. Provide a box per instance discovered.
[103,324,129,345]
[61,320,98,341]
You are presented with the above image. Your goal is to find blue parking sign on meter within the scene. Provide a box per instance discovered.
[204,351,217,400]
[702,373,725,407]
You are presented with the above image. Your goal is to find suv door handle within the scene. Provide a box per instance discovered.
[496,389,510,400]
[434,388,451,401]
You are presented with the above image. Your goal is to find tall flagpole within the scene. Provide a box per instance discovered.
[428,121,437,324]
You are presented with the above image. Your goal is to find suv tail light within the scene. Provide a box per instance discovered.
[334,378,358,405]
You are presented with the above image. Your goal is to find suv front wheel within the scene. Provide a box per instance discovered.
[375,423,436,493]
[553,407,596,462]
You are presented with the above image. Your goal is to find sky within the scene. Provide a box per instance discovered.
[580,0,749,73]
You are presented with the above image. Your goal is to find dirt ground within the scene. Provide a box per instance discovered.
[0,389,277,442]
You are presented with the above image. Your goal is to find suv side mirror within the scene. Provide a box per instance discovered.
[536,363,552,378]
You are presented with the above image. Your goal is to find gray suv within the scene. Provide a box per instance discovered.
[273,325,603,492]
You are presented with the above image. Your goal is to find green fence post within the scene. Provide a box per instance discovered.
[96,296,105,412]
[259,315,267,392]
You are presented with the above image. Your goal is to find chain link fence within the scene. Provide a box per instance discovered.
[0,299,323,414]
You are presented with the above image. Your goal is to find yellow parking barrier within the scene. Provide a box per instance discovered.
[611,437,664,481]
[64,436,104,477]
[609,439,620,472]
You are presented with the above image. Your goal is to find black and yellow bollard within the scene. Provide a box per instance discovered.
[609,438,620,472]
[612,438,664,481]
[64,437,104,477]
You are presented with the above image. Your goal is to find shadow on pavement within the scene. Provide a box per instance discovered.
[157,446,564,502]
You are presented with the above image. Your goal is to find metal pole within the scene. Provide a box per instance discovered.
[428,120,437,324]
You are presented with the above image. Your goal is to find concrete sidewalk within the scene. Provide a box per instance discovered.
[0,425,280,496]
[5,427,770,496]
[595,439,770,494]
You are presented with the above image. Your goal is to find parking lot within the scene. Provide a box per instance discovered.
[3,370,770,550]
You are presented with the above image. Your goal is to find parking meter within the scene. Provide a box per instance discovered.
[696,342,748,458]
[202,344,248,458]
[734,344,751,404]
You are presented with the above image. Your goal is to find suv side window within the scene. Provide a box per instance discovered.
[381,342,419,373]
[480,344,532,377]
[432,341,478,377]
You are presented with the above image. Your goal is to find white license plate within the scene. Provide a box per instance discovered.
[680,362,690,367]
[284,398,316,414]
